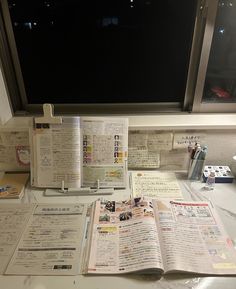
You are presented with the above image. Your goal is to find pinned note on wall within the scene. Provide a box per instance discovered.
[129,131,173,151]
[0,130,30,171]
[147,132,173,151]
[128,147,160,169]
[128,131,173,169]
[173,132,206,149]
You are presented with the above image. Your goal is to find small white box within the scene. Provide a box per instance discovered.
[203,165,234,183]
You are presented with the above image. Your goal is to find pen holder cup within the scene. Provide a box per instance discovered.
[188,160,205,181]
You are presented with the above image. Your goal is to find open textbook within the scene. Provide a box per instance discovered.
[31,117,128,189]
[83,197,236,275]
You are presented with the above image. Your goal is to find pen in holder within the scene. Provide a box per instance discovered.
[188,145,207,181]
[188,159,205,180]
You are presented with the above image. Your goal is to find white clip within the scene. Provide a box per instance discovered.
[35,103,62,124]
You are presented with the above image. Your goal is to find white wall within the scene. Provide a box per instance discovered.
[0,66,12,125]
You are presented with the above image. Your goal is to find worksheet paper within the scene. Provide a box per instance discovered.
[6,203,87,275]
[0,204,34,274]
[131,171,183,199]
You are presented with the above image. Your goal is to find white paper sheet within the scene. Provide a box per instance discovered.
[0,204,34,274]
[128,131,172,169]
[173,132,206,149]
[6,203,87,275]
[128,147,160,169]
[131,171,183,199]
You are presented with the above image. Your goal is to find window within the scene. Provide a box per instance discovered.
[2,0,236,114]
[203,0,236,103]
[0,0,198,114]
[193,0,236,112]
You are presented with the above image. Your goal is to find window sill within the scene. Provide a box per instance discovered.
[1,113,236,130]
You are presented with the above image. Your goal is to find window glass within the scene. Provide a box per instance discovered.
[7,0,197,104]
[203,0,236,103]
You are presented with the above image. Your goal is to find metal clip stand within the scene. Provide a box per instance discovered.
[45,180,114,196]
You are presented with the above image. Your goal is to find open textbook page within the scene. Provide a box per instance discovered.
[83,198,236,275]
[31,117,81,188]
[31,116,128,188]
[81,117,128,188]
[83,198,164,274]
[6,203,87,275]
[0,204,34,274]
[155,199,236,275]
[131,171,183,199]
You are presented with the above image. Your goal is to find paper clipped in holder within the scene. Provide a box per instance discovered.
[34,103,62,124]
[35,105,114,196]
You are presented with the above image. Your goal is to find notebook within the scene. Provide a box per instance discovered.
[0,173,29,199]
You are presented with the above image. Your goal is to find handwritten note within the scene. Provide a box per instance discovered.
[128,131,173,169]
[131,171,183,199]
[128,147,160,169]
[173,132,206,149]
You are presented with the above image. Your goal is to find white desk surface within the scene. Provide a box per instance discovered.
[1,173,236,289]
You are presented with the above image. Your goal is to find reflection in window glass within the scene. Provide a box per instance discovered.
[203,0,236,103]
[7,0,197,104]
